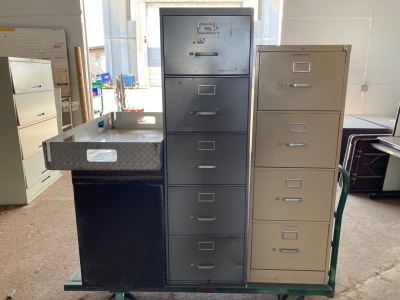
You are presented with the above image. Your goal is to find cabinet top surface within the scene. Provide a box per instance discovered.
[256,45,351,52]
[160,7,253,16]
[0,56,51,64]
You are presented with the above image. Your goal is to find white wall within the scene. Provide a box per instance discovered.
[84,0,105,48]
[0,0,87,125]
[281,0,400,118]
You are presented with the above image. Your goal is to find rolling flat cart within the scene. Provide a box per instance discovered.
[63,165,349,300]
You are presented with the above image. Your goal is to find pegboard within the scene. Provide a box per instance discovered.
[0,27,71,96]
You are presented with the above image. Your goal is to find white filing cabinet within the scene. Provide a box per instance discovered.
[248,45,351,284]
[0,57,61,205]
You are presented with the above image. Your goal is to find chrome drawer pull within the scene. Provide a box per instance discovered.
[41,175,51,183]
[279,248,299,254]
[31,84,42,89]
[286,143,307,147]
[282,83,311,88]
[195,165,217,169]
[282,198,303,202]
[36,112,45,117]
[197,216,216,222]
[197,263,215,269]
[195,52,218,56]
[191,111,218,116]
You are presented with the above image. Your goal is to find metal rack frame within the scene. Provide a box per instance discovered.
[64,165,349,300]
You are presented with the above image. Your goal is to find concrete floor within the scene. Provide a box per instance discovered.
[1,88,400,299]
[1,171,399,300]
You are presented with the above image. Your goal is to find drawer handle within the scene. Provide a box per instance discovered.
[282,198,303,202]
[282,83,311,88]
[195,165,217,169]
[36,112,45,117]
[194,52,218,56]
[279,248,299,254]
[286,143,307,147]
[41,169,48,175]
[197,263,215,270]
[31,84,42,89]
[197,216,217,222]
[38,145,43,149]
[191,111,218,116]
[41,175,51,183]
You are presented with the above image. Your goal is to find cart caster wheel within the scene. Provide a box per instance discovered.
[277,294,289,300]
[109,292,136,300]
[297,296,305,300]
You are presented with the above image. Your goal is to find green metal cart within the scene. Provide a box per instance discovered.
[65,165,350,300]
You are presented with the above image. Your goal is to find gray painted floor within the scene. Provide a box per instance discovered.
[1,171,399,300]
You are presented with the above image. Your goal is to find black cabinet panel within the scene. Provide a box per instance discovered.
[72,171,165,288]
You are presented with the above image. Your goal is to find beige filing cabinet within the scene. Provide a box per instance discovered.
[248,45,351,284]
[0,57,61,205]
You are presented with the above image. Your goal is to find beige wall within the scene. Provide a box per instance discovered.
[281,0,400,117]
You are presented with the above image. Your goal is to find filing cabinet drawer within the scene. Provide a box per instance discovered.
[251,221,329,271]
[165,77,249,132]
[26,170,60,201]
[167,134,247,185]
[10,60,54,93]
[19,117,58,159]
[250,269,326,284]
[14,90,56,126]
[255,112,340,168]
[162,15,251,75]
[169,236,244,282]
[257,51,346,111]
[168,186,246,235]
[22,151,50,188]
[253,168,335,221]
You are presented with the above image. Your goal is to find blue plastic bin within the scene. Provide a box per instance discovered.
[97,72,111,83]
[123,74,135,87]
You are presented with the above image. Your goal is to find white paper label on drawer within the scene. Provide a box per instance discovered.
[198,241,215,251]
[285,179,302,188]
[197,23,217,34]
[293,62,311,73]
[198,193,215,202]
[198,141,215,150]
[198,85,216,95]
[288,123,307,133]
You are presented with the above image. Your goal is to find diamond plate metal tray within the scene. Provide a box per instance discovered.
[43,112,163,171]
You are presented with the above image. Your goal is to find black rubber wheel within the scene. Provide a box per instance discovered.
[277,294,289,300]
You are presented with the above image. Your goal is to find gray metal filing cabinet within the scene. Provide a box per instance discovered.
[248,45,351,284]
[161,7,253,284]
[0,57,61,205]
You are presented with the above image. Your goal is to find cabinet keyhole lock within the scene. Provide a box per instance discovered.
[275,197,280,201]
